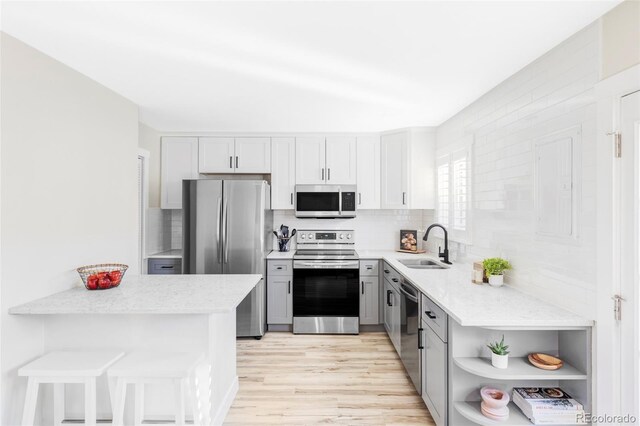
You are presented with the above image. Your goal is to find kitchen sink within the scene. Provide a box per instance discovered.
[397,259,449,269]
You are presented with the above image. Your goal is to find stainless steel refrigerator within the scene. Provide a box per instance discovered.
[182,179,273,338]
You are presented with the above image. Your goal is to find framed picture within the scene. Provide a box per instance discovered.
[400,230,418,251]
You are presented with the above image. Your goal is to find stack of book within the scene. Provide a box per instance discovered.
[512,387,586,425]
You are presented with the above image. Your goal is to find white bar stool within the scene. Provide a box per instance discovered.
[107,352,207,426]
[19,351,124,426]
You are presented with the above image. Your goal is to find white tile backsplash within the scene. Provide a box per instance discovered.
[436,22,600,319]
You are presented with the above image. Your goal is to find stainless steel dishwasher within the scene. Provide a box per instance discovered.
[399,279,422,393]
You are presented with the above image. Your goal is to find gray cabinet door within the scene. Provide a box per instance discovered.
[422,323,447,426]
[384,278,401,354]
[384,279,393,335]
[267,275,292,324]
[359,276,379,325]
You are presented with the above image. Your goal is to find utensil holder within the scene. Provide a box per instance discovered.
[278,238,291,252]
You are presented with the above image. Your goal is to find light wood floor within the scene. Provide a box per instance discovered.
[225,332,435,425]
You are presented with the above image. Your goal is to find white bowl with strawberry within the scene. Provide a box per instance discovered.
[77,264,128,290]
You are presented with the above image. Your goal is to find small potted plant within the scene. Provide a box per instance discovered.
[482,257,512,287]
[487,335,510,369]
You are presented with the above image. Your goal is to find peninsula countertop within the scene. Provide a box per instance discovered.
[9,274,262,315]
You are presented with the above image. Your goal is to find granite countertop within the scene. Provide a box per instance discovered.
[368,251,593,328]
[9,274,262,315]
[146,249,183,259]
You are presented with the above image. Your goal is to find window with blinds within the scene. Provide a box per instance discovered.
[436,147,471,243]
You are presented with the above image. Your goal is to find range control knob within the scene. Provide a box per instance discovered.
[308,233,314,239]
[300,234,306,239]
[339,234,344,239]
[347,233,352,239]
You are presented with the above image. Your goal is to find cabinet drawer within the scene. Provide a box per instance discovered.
[267,260,293,276]
[382,262,401,287]
[148,258,182,275]
[422,294,447,342]
[359,260,379,277]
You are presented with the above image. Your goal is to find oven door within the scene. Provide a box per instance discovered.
[292,260,360,334]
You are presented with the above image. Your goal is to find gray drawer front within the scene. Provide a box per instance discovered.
[382,262,401,287]
[148,258,182,275]
[359,260,379,277]
[267,260,293,276]
[422,294,447,342]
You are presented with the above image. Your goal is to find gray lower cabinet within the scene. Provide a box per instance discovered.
[267,260,293,324]
[383,277,401,354]
[359,259,379,325]
[422,316,448,426]
[148,258,182,275]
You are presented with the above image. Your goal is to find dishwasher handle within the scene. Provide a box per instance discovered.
[399,284,419,303]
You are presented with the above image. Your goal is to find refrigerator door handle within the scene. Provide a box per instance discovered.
[223,196,229,263]
[216,196,222,263]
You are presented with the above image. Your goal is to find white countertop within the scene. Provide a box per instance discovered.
[372,251,593,328]
[8,274,262,315]
[266,250,295,259]
[146,249,183,259]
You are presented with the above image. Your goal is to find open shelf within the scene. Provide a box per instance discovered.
[454,401,533,425]
[453,356,587,381]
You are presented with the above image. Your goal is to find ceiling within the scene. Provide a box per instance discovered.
[1,1,620,133]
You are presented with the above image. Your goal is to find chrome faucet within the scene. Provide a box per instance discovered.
[423,223,452,264]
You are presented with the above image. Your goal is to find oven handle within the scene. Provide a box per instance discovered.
[399,284,419,303]
[293,261,359,269]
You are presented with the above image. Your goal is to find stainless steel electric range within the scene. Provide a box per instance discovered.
[292,229,359,334]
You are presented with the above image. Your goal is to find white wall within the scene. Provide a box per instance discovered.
[138,122,161,208]
[436,23,600,319]
[0,33,139,424]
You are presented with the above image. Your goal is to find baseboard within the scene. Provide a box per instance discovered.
[212,375,239,426]
[268,324,292,332]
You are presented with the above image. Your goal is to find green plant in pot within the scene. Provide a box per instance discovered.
[482,257,512,287]
[487,335,510,369]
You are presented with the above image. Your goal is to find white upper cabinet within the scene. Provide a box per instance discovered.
[199,137,270,174]
[325,136,357,184]
[161,137,199,209]
[271,137,296,209]
[199,137,235,173]
[356,136,380,209]
[295,137,326,184]
[296,136,356,185]
[381,128,435,209]
[235,137,271,173]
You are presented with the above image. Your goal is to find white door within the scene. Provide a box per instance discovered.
[199,137,235,173]
[380,132,408,209]
[271,137,296,209]
[356,136,380,209]
[160,137,198,209]
[325,136,357,184]
[620,90,640,421]
[235,137,271,173]
[295,137,326,184]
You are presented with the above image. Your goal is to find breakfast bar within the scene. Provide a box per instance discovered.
[9,274,262,425]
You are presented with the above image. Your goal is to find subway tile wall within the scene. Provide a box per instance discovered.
[273,209,434,251]
[436,23,599,319]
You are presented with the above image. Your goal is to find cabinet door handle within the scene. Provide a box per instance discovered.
[291,193,293,205]
[276,266,283,270]
[328,168,331,181]
[359,193,362,205]
[236,156,239,169]
[361,281,365,294]
[418,327,424,349]
[321,168,325,181]
[392,278,399,283]
[386,290,392,306]
[384,269,390,274]
[160,265,174,269]
[288,280,291,294]
[402,192,406,205]
[425,311,437,319]
[229,156,233,169]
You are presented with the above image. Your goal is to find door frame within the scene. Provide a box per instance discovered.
[138,148,150,274]
[595,64,640,417]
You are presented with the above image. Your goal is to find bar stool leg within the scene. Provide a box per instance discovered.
[53,383,65,426]
[112,378,127,426]
[134,382,145,426]
[84,378,97,426]
[174,378,186,425]
[21,377,40,426]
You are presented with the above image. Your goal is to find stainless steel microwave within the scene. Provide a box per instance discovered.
[294,185,357,218]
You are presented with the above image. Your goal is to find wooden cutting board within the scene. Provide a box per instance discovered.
[396,249,427,254]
